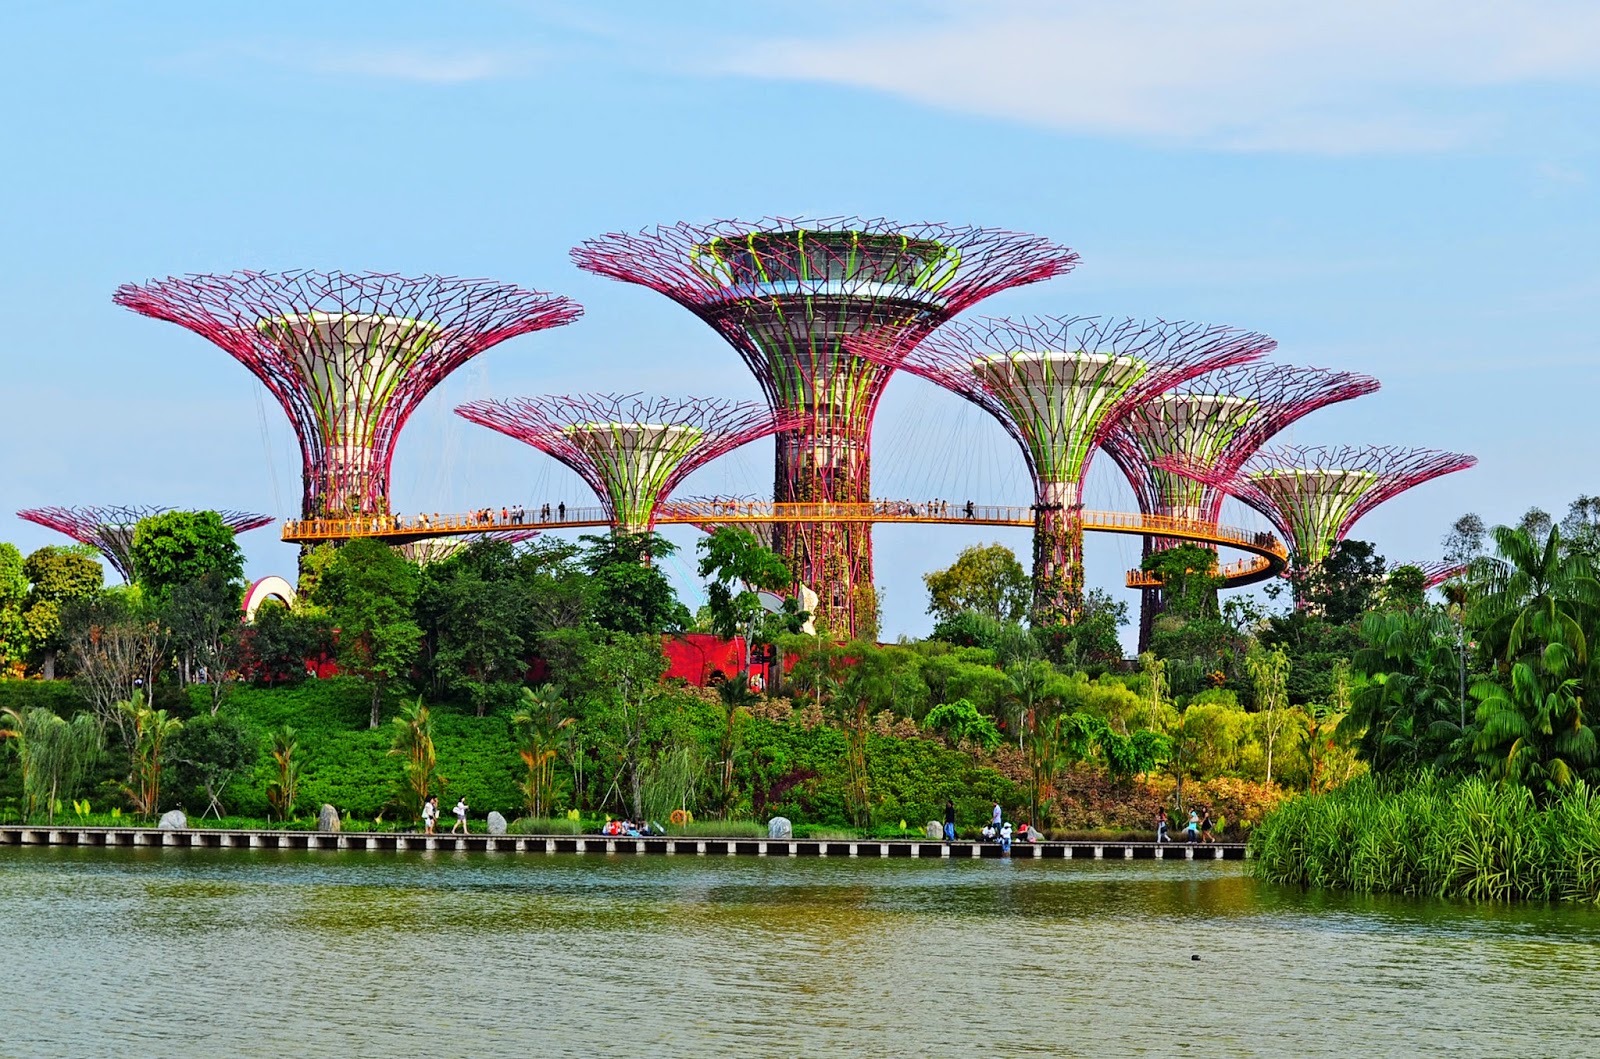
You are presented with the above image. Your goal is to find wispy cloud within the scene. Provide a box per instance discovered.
[713,1,1600,154]
[303,47,534,84]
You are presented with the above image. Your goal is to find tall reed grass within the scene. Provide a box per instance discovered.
[1250,774,1600,903]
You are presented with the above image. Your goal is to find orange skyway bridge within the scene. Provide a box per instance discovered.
[282,501,1288,589]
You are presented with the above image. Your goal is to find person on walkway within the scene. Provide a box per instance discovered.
[943,798,957,842]
[422,796,438,835]
[1200,809,1214,843]
[452,797,469,834]
[991,801,1003,832]
[1185,809,1200,843]
[999,821,1013,854]
[1156,807,1171,844]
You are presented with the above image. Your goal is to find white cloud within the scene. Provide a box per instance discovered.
[303,47,533,83]
[714,1,1600,153]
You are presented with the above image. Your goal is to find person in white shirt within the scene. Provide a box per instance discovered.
[421,796,438,834]
[452,798,469,834]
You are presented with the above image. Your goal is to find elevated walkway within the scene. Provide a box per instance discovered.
[281,501,1287,588]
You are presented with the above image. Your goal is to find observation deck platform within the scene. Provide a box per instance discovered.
[0,826,1246,861]
[281,501,1287,588]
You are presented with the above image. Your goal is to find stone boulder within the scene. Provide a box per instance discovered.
[487,811,508,836]
[925,820,944,839]
[767,816,793,840]
[317,805,341,833]
[157,809,187,830]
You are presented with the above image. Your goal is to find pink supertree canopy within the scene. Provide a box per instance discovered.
[17,504,274,582]
[572,216,1079,637]
[854,314,1273,624]
[456,394,787,533]
[113,270,581,519]
[1175,444,1478,574]
[1100,362,1379,647]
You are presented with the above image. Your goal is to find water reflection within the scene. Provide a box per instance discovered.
[3,848,1598,1057]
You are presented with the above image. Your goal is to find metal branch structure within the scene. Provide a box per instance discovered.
[394,529,541,567]
[1390,558,1468,590]
[1100,363,1380,647]
[856,315,1273,625]
[113,270,581,521]
[456,394,785,533]
[572,216,1079,637]
[17,504,274,582]
[670,495,779,550]
[1180,444,1478,580]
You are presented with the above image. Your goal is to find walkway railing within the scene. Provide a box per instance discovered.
[281,500,1288,587]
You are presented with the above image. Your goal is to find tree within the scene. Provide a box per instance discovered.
[389,697,439,821]
[266,726,301,822]
[923,698,1002,751]
[162,574,246,708]
[512,685,572,818]
[1344,608,1468,775]
[129,510,245,606]
[120,691,182,818]
[22,545,104,678]
[169,714,258,818]
[1042,588,1128,666]
[1,706,101,822]
[922,543,1031,624]
[315,539,422,728]
[1246,645,1291,786]
[1285,539,1386,623]
[580,532,691,635]
[1468,524,1600,798]
[418,541,534,716]
[696,527,804,672]
[1141,543,1223,619]
[67,591,168,748]
[0,542,30,674]
[240,599,333,685]
[574,633,671,820]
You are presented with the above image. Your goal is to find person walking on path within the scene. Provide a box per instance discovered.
[1200,809,1214,843]
[1156,807,1171,843]
[1185,809,1200,843]
[422,796,438,835]
[944,799,957,842]
[452,797,469,834]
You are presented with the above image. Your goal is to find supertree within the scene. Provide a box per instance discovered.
[17,504,274,582]
[456,394,786,533]
[113,270,581,523]
[668,495,779,550]
[393,529,541,567]
[1174,445,1478,595]
[572,216,1079,637]
[1100,364,1380,648]
[855,315,1273,625]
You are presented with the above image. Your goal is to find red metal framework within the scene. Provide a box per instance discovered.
[572,216,1079,638]
[1172,444,1478,578]
[18,504,274,582]
[1100,363,1380,647]
[1391,559,1468,590]
[670,495,779,550]
[113,271,581,519]
[456,394,786,533]
[855,315,1273,625]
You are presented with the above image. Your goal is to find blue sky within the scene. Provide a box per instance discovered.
[4,2,1598,646]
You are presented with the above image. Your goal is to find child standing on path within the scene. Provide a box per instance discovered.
[452,797,469,834]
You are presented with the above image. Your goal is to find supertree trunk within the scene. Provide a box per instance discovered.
[1031,481,1083,627]
[772,417,876,638]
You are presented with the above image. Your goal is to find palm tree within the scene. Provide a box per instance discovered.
[266,726,301,823]
[119,691,181,819]
[1469,524,1600,798]
[1345,608,1466,775]
[389,698,438,821]
[511,685,572,819]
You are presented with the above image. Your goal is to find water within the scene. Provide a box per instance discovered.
[3,848,1598,1057]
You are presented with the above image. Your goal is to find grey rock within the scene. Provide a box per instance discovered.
[487,811,508,836]
[317,804,341,833]
[767,816,793,840]
[925,820,944,839]
[157,809,187,830]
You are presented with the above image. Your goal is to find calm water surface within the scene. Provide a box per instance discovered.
[3,847,1598,1057]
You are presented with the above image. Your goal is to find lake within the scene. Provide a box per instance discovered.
[3,847,1597,1057]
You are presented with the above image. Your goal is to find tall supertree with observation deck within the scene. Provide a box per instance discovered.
[855,316,1273,626]
[113,271,581,524]
[456,394,786,534]
[572,217,1079,637]
[1101,364,1380,648]
[1174,444,1478,599]
[17,504,274,582]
